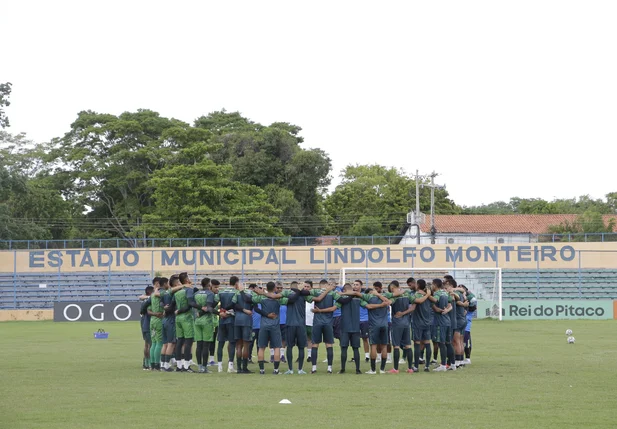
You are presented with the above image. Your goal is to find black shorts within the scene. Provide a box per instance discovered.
[218,323,236,343]
[258,326,282,349]
[234,325,252,342]
[369,325,389,345]
[391,326,411,347]
[280,325,287,342]
[142,330,151,343]
[162,318,176,344]
[312,324,335,345]
[340,331,360,348]
[413,326,432,342]
[332,316,342,339]
[360,321,369,339]
[433,326,452,344]
[464,331,471,348]
[286,325,308,348]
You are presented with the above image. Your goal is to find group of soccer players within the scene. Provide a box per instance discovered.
[139,272,477,374]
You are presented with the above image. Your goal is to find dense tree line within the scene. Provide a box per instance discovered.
[0,85,615,243]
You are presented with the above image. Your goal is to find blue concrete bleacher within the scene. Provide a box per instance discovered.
[0,272,152,309]
[2,269,617,309]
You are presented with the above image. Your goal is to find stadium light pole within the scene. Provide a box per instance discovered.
[426,171,444,245]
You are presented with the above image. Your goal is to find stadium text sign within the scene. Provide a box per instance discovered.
[11,243,603,272]
[477,300,614,320]
[53,302,142,322]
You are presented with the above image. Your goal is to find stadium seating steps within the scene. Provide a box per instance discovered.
[1,269,617,309]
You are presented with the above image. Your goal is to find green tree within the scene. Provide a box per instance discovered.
[324,165,459,236]
[0,82,11,129]
[142,161,283,238]
[548,211,617,241]
[195,111,331,236]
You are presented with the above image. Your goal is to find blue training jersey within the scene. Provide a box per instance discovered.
[332,286,343,317]
[465,310,475,331]
[280,304,287,325]
[253,304,262,329]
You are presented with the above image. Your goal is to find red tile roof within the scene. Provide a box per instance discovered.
[418,214,617,234]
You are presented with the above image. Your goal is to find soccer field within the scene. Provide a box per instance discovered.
[1,320,616,429]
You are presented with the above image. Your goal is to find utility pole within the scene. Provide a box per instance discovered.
[425,171,444,244]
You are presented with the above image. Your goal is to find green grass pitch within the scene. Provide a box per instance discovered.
[1,319,616,428]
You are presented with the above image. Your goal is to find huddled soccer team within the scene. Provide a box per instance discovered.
[139,273,477,374]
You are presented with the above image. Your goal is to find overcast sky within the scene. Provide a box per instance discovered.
[2,0,616,207]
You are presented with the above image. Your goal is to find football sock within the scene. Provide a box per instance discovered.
[286,348,293,370]
[433,345,439,360]
[393,349,400,370]
[242,358,248,371]
[370,358,376,372]
[439,343,447,366]
[340,347,348,371]
[297,348,305,371]
[196,342,203,365]
[425,344,432,368]
[216,342,224,362]
[380,356,387,371]
[414,344,421,368]
[203,342,210,366]
[464,347,471,359]
[311,347,318,366]
[353,348,360,371]
[326,347,333,366]
[228,343,236,363]
[274,361,280,371]
[406,348,413,369]
[446,343,455,366]
[176,338,185,362]
[183,339,193,363]
[258,360,265,371]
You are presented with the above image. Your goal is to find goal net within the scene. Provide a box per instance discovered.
[339,267,503,321]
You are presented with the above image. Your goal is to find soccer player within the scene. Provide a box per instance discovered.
[462,285,476,365]
[305,281,315,363]
[278,281,311,374]
[411,279,433,372]
[161,275,180,371]
[248,283,260,364]
[431,279,453,372]
[344,282,391,374]
[276,282,287,364]
[386,281,415,374]
[232,280,257,374]
[195,277,218,373]
[243,282,292,375]
[354,280,370,362]
[174,272,200,372]
[448,278,468,368]
[335,283,362,374]
[208,279,220,366]
[216,276,239,373]
[331,279,343,346]
[309,280,340,374]
[147,280,164,371]
[139,284,155,370]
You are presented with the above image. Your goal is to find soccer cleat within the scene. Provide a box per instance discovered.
[208,360,216,366]
[387,369,399,374]
[419,358,425,364]
[411,367,419,372]
[327,369,333,374]
[311,370,317,374]
[259,370,265,375]
[434,365,448,372]
[463,358,471,365]
[322,359,328,363]
[198,366,206,373]
[297,370,307,375]
[170,358,177,366]
[307,356,312,362]
[143,366,150,371]
[356,369,362,375]
[399,358,407,364]
[188,360,195,366]
[281,356,287,363]
[386,359,392,364]
[218,365,223,373]
[243,369,254,374]
[176,367,183,372]
[163,367,174,372]
[365,357,369,363]
[424,367,430,372]
[406,368,415,374]
[337,369,345,374]
[273,370,280,375]
[447,365,457,371]
[186,367,195,373]
[430,359,438,365]
[379,369,386,374]
[227,368,237,373]
[237,368,245,374]
[283,370,294,375]
[365,370,377,374]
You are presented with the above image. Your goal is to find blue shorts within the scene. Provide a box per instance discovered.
[258,326,282,349]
